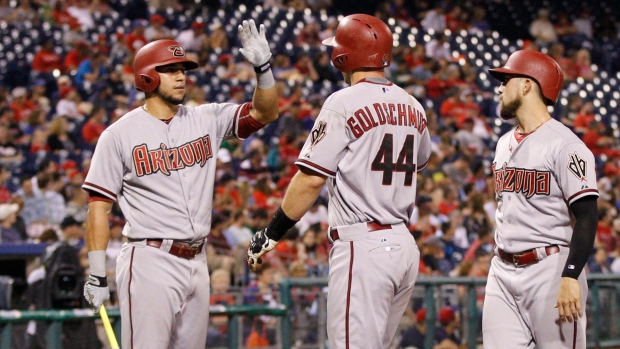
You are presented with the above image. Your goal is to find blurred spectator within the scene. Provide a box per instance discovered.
[588,247,613,274]
[312,52,339,83]
[40,171,66,227]
[6,0,37,24]
[461,192,492,245]
[66,0,95,30]
[243,261,279,346]
[215,54,254,82]
[16,175,48,239]
[55,86,84,123]
[421,5,446,33]
[0,124,23,167]
[469,7,490,34]
[440,88,480,128]
[426,33,452,61]
[207,268,234,347]
[567,48,595,80]
[294,54,319,83]
[528,8,557,47]
[573,8,593,39]
[398,308,427,349]
[62,19,86,47]
[209,23,229,51]
[51,0,75,26]
[206,213,237,274]
[176,21,209,53]
[144,14,172,41]
[0,164,11,203]
[436,307,461,348]
[581,120,620,160]
[572,101,595,136]
[547,43,571,79]
[319,17,338,41]
[74,51,109,93]
[65,186,88,224]
[31,37,64,75]
[273,228,299,264]
[238,148,270,185]
[0,203,24,243]
[596,205,619,253]
[272,53,304,83]
[454,117,485,156]
[223,210,254,250]
[81,106,107,146]
[295,21,321,48]
[445,5,468,32]
[553,12,583,50]
[9,87,37,124]
[126,20,148,54]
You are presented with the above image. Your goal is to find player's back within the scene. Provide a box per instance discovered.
[306,78,431,226]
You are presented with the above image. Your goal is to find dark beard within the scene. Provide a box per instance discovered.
[500,96,522,120]
[155,87,185,105]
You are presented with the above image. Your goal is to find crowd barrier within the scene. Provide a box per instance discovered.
[0,274,618,349]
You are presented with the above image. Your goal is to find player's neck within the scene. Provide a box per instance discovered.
[350,70,387,85]
[143,98,179,120]
[516,106,551,133]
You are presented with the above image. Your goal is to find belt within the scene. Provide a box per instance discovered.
[497,245,560,267]
[129,238,205,260]
[329,221,392,242]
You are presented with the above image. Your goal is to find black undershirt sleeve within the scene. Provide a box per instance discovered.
[562,196,598,279]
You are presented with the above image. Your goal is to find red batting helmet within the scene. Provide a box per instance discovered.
[488,50,564,105]
[133,39,199,92]
[322,14,392,73]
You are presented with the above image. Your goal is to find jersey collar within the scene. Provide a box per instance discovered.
[357,77,393,86]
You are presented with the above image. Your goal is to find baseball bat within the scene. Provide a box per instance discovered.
[99,305,120,349]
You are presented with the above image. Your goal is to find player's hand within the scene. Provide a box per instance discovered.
[247,228,278,271]
[84,274,110,312]
[555,277,582,323]
[238,19,271,67]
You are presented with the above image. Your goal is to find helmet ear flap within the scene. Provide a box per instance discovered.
[333,53,348,68]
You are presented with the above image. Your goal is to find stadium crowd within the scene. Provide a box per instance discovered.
[1,0,620,348]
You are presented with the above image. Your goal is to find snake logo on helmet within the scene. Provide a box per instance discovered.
[489,50,564,105]
[322,14,393,73]
[133,39,199,93]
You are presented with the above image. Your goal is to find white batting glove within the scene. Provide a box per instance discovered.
[84,274,110,312]
[247,228,278,271]
[238,19,272,69]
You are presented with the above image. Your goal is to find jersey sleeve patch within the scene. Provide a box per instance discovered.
[295,159,337,177]
[82,182,117,201]
[308,121,327,150]
[567,152,588,181]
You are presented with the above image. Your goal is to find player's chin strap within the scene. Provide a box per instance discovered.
[562,196,597,279]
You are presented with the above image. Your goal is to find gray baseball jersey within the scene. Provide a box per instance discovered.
[83,103,252,241]
[295,77,431,349]
[83,102,256,348]
[492,118,598,252]
[483,119,598,349]
[295,78,432,226]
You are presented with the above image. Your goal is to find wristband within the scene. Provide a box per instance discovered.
[267,207,298,241]
[89,274,108,287]
[256,68,275,89]
[88,250,107,277]
[254,61,271,74]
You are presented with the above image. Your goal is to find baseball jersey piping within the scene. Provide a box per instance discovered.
[128,246,135,349]
[345,241,354,349]
[567,189,598,203]
[295,159,337,177]
[82,181,117,200]
[356,78,393,86]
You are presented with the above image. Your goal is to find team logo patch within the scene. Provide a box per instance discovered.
[567,152,587,181]
[168,45,185,57]
[309,121,327,150]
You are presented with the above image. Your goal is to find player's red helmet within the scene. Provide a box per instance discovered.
[322,14,392,73]
[133,39,199,92]
[488,50,564,105]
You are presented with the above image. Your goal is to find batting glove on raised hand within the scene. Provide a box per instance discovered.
[247,228,278,271]
[238,19,272,68]
[84,274,109,312]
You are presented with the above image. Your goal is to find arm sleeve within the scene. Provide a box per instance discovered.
[562,196,598,279]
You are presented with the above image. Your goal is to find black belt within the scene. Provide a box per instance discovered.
[329,222,393,241]
[129,238,204,259]
[497,245,560,267]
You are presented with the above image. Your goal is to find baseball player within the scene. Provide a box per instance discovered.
[82,20,278,349]
[483,50,598,349]
[246,14,432,349]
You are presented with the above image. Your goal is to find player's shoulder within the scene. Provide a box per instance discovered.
[104,107,144,133]
[545,119,584,144]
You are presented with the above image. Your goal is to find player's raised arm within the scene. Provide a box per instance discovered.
[237,19,278,125]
